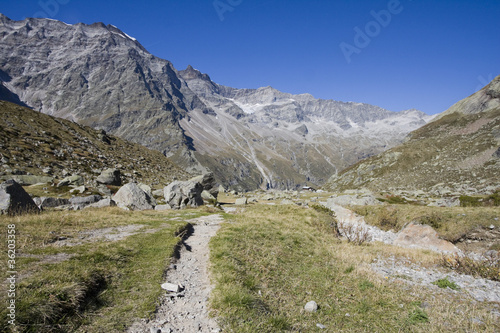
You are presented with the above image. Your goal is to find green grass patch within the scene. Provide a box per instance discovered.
[210,204,445,332]
[0,208,199,332]
[431,277,460,290]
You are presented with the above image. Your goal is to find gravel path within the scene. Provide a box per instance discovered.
[128,214,223,333]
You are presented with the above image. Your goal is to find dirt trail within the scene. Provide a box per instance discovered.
[128,214,223,333]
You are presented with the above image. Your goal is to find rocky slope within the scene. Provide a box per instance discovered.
[325,75,500,194]
[0,14,431,190]
[0,100,188,187]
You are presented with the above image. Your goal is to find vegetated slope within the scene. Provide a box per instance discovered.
[0,14,431,190]
[0,100,189,186]
[325,75,500,194]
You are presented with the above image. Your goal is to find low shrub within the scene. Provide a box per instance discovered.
[442,253,499,282]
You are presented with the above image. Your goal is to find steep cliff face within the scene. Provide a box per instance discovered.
[325,75,500,194]
[0,14,432,190]
[0,14,205,172]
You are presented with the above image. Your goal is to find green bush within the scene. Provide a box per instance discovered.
[431,277,460,290]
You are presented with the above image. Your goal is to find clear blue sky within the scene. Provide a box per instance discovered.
[1,0,499,115]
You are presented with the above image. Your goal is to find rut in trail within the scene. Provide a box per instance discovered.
[128,214,223,333]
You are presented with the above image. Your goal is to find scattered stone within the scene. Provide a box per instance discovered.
[113,183,156,211]
[69,195,102,208]
[201,190,216,202]
[149,327,161,333]
[0,179,40,215]
[281,199,294,205]
[304,301,318,313]
[38,197,70,208]
[394,223,459,253]
[57,175,83,187]
[248,197,259,203]
[86,198,116,209]
[69,186,86,194]
[218,185,226,194]
[161,283,181,293]
[96,168,122,186]
[262,194,274,201]
[316,323,326,329]
[97,184,113,196]
[489,224,495,230]
[235,197,247,205]
[155,204,170,211]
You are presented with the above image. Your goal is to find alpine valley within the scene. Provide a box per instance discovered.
[0,14,433,190]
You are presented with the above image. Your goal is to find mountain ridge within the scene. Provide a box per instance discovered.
[325,74,500,194]
[0,14,431,190]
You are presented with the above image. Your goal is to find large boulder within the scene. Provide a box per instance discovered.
[393,223,459,253]
[164,180,203,209]
[96,168,122,186]
[113,183,156,211]
[0,180,40,215]
[189,173,218,200]
[36,197,70,208]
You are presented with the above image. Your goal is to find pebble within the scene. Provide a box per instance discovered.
[316,323,326,329]
[304,301,318,312]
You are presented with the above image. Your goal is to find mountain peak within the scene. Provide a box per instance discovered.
[179,65,212,81]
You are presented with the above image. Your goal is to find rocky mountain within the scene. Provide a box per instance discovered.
[0,14,431,190]
[325,75,500,195]
[0,100,188,187]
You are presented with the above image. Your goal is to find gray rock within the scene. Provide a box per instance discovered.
[201,190,216,202]
[155,204,171,211]
[218,185,226,193]
[262,194,274,201]
[113,183,156,211]
[304,301,318,312]
[235,197,247,205]
[161,282,181,292]
[57,175,83,187]
[316,323,326,329]
[163,178,204,210]
[139,183,152,197]
[85,198,116,209]
[97,184,113,196]
[69,195,102,208]
[152,189,164,197]
[39,197,70,208]
[10,175,54,186]
[69,186,86,194]
[0,179,40,215]
[189,172,218,199]
[96,168,121,186]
